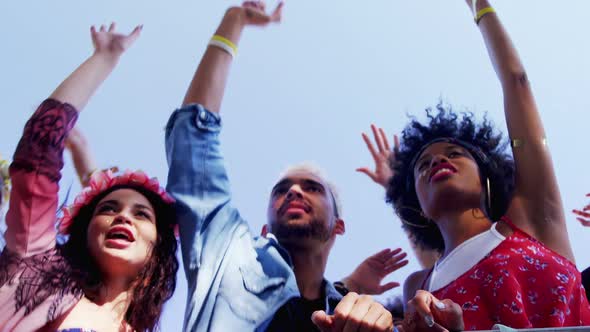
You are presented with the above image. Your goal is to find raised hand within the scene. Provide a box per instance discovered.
[342,248,408,295]
[573,193,590,227]
[357,125,398,188]
[312,292,393,332]
[240,1,283,26]
[91,23,142,60]
[402,290,464,332]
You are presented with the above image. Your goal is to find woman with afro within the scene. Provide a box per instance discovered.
[360,0,590,330]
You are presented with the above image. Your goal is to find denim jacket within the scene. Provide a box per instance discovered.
[165,104,342,331]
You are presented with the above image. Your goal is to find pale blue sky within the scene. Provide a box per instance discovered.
[1,1,589,330]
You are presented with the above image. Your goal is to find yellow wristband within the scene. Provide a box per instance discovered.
[210,35,238,57]
[475,7,496,24]
[510,138,547,149]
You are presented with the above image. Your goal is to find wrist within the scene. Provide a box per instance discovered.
[223,7,247,28]
[342,276,361,293]
[90,52,121,68]
[467,0,491,13]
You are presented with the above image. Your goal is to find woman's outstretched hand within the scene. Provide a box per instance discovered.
[91,23,142,60]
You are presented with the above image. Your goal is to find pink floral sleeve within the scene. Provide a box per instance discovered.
[4,99,78,257]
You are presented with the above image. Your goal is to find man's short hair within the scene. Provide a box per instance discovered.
[275,162,342,218]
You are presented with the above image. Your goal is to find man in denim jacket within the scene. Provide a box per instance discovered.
[165,2,394,331]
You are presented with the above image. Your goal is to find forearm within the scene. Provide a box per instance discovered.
[49,53,119,111]
[469,0,546,139]
[182,8,247,112]
[68,143,98,187]
[7,100,78,256]
[473,1,525,84]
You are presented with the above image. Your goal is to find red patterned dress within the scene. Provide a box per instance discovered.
[429,218,590,330]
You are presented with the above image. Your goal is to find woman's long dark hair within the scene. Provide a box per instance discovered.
[386,103,515,252]
[60,185,178,331]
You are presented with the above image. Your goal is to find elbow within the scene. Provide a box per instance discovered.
[502,69,530,89]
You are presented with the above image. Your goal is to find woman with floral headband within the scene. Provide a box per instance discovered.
[0,24,178,332]
[369,0,590,330]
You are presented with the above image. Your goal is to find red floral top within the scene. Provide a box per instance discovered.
[429,218,590,330]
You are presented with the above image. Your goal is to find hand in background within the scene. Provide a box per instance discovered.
[342,248,408,295]
[573,193,590,227]
[357,124,398,189]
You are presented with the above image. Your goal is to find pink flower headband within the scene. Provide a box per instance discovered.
[58,169,175,235]
[0,156,10,204]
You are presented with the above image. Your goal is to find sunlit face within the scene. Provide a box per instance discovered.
[267,171,338,243]
[87,188,157,279]
[413,142,483,219]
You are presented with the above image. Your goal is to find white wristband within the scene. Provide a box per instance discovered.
[208,39,236,58]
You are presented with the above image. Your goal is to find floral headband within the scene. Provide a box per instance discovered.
[58,169,175,235]
[0,157,10,204]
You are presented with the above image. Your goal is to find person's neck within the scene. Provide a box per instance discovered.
[94,275,134,321]
[286,244,329,300]
[435,208,493,259]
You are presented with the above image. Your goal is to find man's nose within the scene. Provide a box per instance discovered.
[285,184,304,200]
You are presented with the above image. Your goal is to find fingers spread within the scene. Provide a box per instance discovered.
[393,134,400,155]
[371,124,385,153]
[379,127,391,151]
[379,281,401,293]
[385,259,409,273]
[373,248,393,262]
[577,217,590,227]
[356,167,378,182]
[361,132,379,161]
[573,209,590,219]
[270,1,284,22]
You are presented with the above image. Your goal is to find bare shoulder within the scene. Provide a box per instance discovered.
[403,269,431,305]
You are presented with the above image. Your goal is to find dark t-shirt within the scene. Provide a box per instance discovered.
[582,267,590,302]
[266,296,327,332]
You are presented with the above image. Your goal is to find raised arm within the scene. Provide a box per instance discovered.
[182,1,282,111]
[467,0,573,260]
[65,127,99,187]
[5,24,140,257]
[50,24,141,110]
[166,2,282,279]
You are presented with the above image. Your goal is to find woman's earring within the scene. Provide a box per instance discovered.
[486,177,492,214]
[397,206,436,229]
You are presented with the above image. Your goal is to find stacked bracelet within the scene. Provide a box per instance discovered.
[208,35,238,58]
[475,7,496,24]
